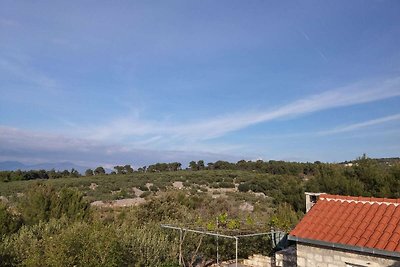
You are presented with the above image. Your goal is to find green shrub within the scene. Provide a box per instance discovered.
[149,185,159,192]
[238,183,250,192]
[138,185,149,191]
[18,183,90,225]
[219,182,235,188]
[0,202,22,237]
[0,219,178,267]
[269,202,302,231]
[210,182,220,188]
[140,191,152,198]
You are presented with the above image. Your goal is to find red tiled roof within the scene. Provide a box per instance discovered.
[290,194,400,253]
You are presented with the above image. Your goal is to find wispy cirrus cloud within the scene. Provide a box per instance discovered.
[87,76,400,142]
[5,74,390,163]
[318,113,400,135]
[2,76,399,166]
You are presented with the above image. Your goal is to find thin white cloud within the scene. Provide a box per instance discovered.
[86,76,400,142]
[0,126,99,152]
[0,126,241,167]
[298,29,328,61]
[3,76,397,166]
[318,113,400,135]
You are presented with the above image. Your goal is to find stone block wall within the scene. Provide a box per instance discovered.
[242,254,272,267]
[296,243,400,267]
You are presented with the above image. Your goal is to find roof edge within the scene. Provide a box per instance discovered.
[288,236,400,259]
[319,194,400,205]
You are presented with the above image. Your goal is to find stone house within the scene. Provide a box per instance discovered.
[287,194,400,267]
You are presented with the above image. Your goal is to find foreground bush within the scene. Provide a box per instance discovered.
[18,183,90,225]
[0,218,178,267]
[0,202,22,237]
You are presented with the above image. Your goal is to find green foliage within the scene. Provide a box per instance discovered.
[269,203,302,232]
[226,219,240,229]
[94,166,105,175]
[197,160,205,170]
[217,212,228,225]
[125,164,134,174]
[147,162,182,172]
[18,184,90,225]
[238,183,250,192]
[0,203,22,237]
[305,155,400,199]
[160,262,180,267]
[85,168,94,176]
[135,192,192,223]
[1,155,399,266]
[70,168,80,178]
[0,218,178,267]
[189,161,197,170]
[52,187,91,221]
[114,165,135,174]
[219,181,235,188]
[138,184,149,191]
[149,185,159,192]
[206,221,216,231]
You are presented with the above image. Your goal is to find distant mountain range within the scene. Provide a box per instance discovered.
[0,161,90,174]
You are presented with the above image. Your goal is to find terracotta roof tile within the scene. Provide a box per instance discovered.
[388,232,400,244]
[290,194,400,253]
[347,236,359,246]
[375,232,392,250]
[385,241,397,251]
[357,237,368,247]
[394,225,400,236]
[393,206,400,220]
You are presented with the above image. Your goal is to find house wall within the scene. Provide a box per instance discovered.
[276,246,297,267]
[296,243,400,267]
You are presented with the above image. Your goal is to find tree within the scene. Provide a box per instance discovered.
[124,165,134,174]
[94,167,105,175]
[48,169,61,179]
[213,160,234,170]
[197,160,205,170]
[137,166,147,172]
[114,165,126,174]
[169,162,181,171]
[207,162,214,170]
[85,169,94,176]
[38,170,49,179]
[61,170,70,177]
[269,203,301,232]
[70,168,80,178]
[189,161,198,171]
[353,154,384,196]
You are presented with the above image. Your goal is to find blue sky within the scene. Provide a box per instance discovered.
[0,1,399,168]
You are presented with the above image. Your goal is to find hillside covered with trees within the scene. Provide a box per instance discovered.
[0,155,399,266]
